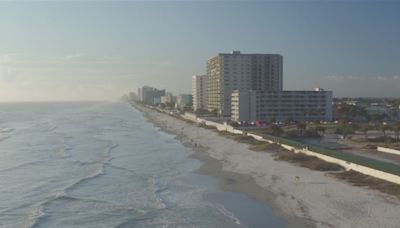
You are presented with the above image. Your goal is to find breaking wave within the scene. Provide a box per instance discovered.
[146,176,167,210]
[0,160,48,173]
[213,204,241,225]
[23,203,47,228]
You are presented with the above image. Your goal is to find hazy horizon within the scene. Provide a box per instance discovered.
[0,1,399,102]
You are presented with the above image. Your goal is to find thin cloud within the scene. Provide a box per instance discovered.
[326,75,361,81]
[327,75,400,82]
[0,53,172,67]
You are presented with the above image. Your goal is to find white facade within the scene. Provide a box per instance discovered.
[161,92,173,104]
[231,89,333,122]
[207,51,283,116]
[231,90,257,122]
[192,75,208,111]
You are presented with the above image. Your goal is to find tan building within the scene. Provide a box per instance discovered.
[192,75,208,111]
[207,51,283,116]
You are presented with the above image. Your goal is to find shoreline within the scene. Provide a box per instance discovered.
[134,103,400,228]
[190,146,312,228]
[140,107,311,228]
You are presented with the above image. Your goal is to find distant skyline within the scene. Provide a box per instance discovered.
[0,1,399,101]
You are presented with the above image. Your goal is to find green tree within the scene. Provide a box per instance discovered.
[335,125,354,139]
[334,103,367,121]
[380,124,391,140]
[270,124,283,136]
[296,122,307,136]
[211,109,219,116]
[230,122,239,128]
[393,122,400,142]
[368,113,387,125]
[286,118,295,124]
[352,123,360,132]
[316,126,325,137]
[360,125,370,140]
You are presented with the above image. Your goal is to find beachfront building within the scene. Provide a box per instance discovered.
[137,88,142,101]
[176,94,193,111]
[231,88,333,122]
[138,86,166,105]
[128,92,137,101]
[192,75,208,111]
[161,92,174,105]
[207,51,283,116]
[138,86,153,104]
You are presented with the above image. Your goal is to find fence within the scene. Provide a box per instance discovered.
[377,146,400,156]
[259,134,400,177]
[180,111,400,183]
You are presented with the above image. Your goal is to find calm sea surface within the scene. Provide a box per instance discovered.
[0,101,286,228]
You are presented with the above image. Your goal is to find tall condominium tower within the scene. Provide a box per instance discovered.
[206,51,283,116]
[192,75,208,111]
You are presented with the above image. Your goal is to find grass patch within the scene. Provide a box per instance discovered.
[362,144,377,150]
[233,135,262,145]
[275,150,343,171]
[250,143,282,152]
[203,125,217,130]
[332,171,400,199]
[217,130,235,137]
[378,143,400,150]
[217,131,285,153]
[176,116,196,124]
[197,122,217,130]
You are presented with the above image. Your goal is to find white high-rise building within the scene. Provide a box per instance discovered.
[207,51,283,116]
[192,75,208,111]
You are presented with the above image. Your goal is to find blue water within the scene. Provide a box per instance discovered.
[0,102,286,228]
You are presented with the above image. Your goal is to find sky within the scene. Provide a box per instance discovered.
[0,1,399,101]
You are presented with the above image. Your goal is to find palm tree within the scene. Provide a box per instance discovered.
[316,126,325,137]
[296,122,307,136]
[393,122,400,142]
[270,124,283,136]
[335,125,354,140]
[360,125,370,140]
[286,118,295,125]
[380,124,391,141]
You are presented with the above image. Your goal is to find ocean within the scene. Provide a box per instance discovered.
[0,101,286,228]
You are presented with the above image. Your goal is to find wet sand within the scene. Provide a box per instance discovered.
[191,146,312,228]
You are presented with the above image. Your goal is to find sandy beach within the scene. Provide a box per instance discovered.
[137,105,400,228]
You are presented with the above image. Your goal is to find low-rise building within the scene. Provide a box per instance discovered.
[365,105,400,120]
[231,88,332,122]
[176,94,193,110]
[161,92,174,105]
